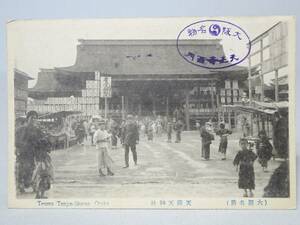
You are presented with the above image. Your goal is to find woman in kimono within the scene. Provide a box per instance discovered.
[216,123,232,160]
[200,122,214,160]
[233,138,257,197]
[256,130,273,172]
[93,121,114,176]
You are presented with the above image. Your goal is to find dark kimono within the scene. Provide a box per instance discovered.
[146,123,154,141]
[263,161,289,197]
[273,116,289,158]
[15,124,44,190]
[200,127,214,159]
[174,120,183,143]
[256,137,273,168]
[233,150,257,189]
[216,128,232,154]
[110,120,119,147]
[166,122,173,141]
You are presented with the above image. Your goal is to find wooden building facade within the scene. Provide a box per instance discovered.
[29,39,248,129]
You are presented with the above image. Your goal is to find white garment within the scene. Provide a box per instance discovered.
[93,129,113,169]
[93,129,111,148]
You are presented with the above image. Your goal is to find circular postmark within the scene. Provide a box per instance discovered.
[176,19,251,69]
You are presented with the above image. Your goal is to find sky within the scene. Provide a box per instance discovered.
[7,16,289,87]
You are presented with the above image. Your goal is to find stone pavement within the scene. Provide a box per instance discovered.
[45,131,281,199]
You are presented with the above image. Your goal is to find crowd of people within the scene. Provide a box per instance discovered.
[14,108,289,199]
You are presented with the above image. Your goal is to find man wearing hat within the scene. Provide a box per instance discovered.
[93,120,114,176]
[123,114,139,168]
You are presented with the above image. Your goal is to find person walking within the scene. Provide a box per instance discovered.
[119,119,126,146]
[15,111,44,193]
[174,119,183,143]
[216,123,232,160]
[89,122,97,146]
[233,138,257,197]
[93,120,114,176]
[146,120,154,141]
[200,122,214,160]
[256,130,273,172]
[123,114,139,168]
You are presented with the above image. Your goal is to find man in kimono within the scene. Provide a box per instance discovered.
[200,122,214,160]
[123,114,139,168]
[174,119,184,143]
[216,123,232,160]
[15,111,43,193]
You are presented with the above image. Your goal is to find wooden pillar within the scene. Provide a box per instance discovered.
[216,94,220,122]
[166,95,169,120]
[262,114,265,131]
[250,113,254,136]
[121,96,125,120]
[104,97,108,119]
[125,96,129,115]
[234,111,237,129]
[275,69,279,102]
[152,94,156,116]
[138,101,142,116]
[227,110,231,129]
[260,40,265,102]
[267,116,270,137]
[248,52,253,136]
[256,114,260,134]
[185,90,190,131]
[210,82,215,111]
[222,110,225,122]
[248,57,252,104]
[260,75,265,102]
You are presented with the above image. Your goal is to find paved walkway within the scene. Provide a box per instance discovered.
[44,131,281,198]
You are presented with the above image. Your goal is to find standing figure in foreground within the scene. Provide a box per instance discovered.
[256,130,273,172]
[216,123,232,160]
[15,111,43,193]
[93,121,114,176]
[123,115,139,168]
[233,138,257,197]
[200,122,214,160]
[31,134,53,199]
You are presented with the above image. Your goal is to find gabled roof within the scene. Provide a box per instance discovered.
[14,68,33,80]
[30,39,248,95]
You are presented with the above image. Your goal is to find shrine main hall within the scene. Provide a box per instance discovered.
[29,39,248,129]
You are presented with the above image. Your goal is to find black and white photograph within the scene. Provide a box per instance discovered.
[7,17,296,209]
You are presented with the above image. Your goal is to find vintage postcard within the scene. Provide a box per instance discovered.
[7,16,296,209]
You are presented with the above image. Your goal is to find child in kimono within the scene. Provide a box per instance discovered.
[256,130,273,172]
[216,123,232,160]
[233,138,257,197]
